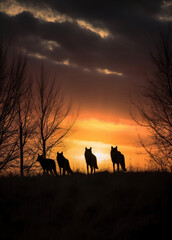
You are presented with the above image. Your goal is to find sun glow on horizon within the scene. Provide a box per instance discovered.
[63,117,148,172]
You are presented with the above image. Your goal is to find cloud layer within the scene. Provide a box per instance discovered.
[0,0,171,122]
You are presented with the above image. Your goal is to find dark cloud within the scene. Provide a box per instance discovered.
[15,0,163,20]
[0,11,151,75]
[0,0,171,121]
[15,0,164,37]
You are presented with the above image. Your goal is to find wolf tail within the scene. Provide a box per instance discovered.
[54,168,58,176]
[95,160,98,169]
[95,163,98,169]
[67,164,73,174]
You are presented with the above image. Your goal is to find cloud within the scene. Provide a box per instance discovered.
[0,0,171,125]
[2,0,169,43]
[0,11,127,74]
[156,1,172,21]
[96,68,123,76]
[76,118,135,132]
[0,0,71,23]
[1,0,110,39]
[76,19,110,38]
[13,0,166,38]
[0,10,148,121]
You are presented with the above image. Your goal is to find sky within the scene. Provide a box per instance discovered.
[0,0,172,172]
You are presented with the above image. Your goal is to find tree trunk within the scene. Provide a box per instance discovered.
[19,123,24,176]
[41,118,46,158]
[43,139,46,158]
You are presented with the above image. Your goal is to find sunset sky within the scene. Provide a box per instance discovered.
[0,0,172,172]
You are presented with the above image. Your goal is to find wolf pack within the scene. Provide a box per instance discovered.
[37,146,127,176]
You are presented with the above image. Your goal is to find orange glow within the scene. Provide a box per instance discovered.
[60,116,149,173]
[1,1,163,175]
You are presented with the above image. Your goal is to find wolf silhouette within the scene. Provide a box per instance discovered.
[37,154,58,176]
[110,146,127,172]
[56,152,73,175]
[84,147,98,174]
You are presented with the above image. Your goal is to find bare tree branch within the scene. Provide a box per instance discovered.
[131,25,172,171]
[34,65,76,158]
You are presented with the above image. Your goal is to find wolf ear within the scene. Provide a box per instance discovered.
[111,146,113,149]
[90,147,92,150]
[61,152,63,155]
[85,147,87,150]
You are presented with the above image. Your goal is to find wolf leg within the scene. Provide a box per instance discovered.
[63,167,66,175]
[87,164,89,174]
[91,166,93,174]
[117,163,119,172]
[53,167,58,176]
[50,169,54,176]
[113,163,115,172]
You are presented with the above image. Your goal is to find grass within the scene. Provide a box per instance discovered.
[0,171,171,240]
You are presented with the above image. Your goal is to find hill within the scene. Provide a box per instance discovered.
[0,172,171,240]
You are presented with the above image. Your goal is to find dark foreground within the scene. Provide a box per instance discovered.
[0,172,171,240]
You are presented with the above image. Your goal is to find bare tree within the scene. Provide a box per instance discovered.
[0,37,75,175]
[0,37,18,173]
[13,51,36,176]
[131,26,172,171]
[35,65,75,159]
[0,37,37,175]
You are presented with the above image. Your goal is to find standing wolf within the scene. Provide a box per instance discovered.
[37,154,58,176]
[56,152,73,175]
[84,147,98,174]
[110,146,127,172]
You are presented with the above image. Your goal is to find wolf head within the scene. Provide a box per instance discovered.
[111,146,118,152]
[85,147,92,153]
[37,154,43,162]
[56,152,64,161]
[57,151,63,156]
